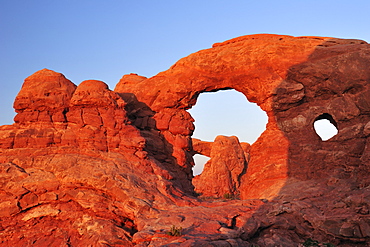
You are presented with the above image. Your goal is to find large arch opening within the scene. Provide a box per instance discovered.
[188,89,268,175]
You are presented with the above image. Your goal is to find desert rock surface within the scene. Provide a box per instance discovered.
[1,34,370,246]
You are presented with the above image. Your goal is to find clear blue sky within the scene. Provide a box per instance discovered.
[1,1,368,165]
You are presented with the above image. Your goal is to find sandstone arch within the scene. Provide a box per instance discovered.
[116,34,370,199]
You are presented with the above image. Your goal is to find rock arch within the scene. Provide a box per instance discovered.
[116,34,370,200]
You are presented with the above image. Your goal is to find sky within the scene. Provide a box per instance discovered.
[1,0,369,174]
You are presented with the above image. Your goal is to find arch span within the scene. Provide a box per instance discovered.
[115,34,370,200]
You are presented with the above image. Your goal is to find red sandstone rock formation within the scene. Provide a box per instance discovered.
[1,34,370,246]
[192,136,250,198]
[0,69,195,246]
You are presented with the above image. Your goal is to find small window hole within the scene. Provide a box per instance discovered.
[314,113,338,141]
[193,154,210,175]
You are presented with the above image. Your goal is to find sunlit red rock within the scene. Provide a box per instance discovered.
[1,34,370,246]
[13,68,77,124]
[193,136,249,198]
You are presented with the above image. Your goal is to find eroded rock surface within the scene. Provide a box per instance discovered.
[1,34,370,246]
[0,69,195,246]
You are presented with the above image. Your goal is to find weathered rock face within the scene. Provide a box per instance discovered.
[13,68,76,125]
[0,69,196,246]
[1,34,370,246]
[192,136,250,198]
[117,34,370,199]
